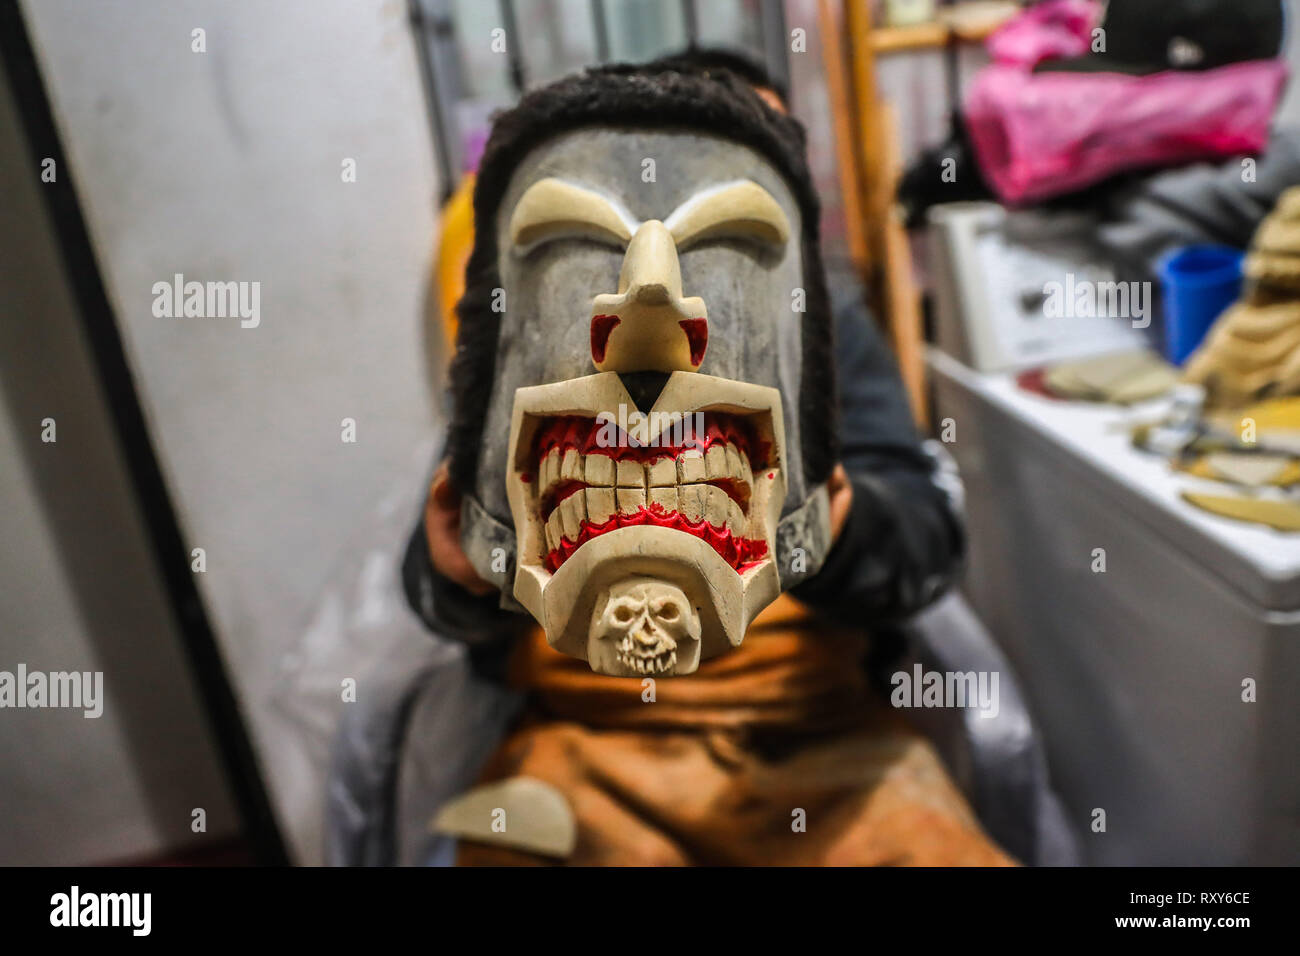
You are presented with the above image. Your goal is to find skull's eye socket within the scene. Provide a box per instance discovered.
[613,603,636,623]
[654,601,680,622]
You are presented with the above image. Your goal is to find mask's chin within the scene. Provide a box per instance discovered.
[506,371,788,675]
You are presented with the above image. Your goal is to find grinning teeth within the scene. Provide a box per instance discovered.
[615,647,677,674]
[676,447,707,481]
[585,454,614,487]
[648,486,677,515]
[726,497,745,535]
[678,485,706,522]
[561,448,582,483]
[538,440,759,556]
[731,444,753,491]
[616,485,647,513]
[541,448,560,493]
[703,485,729,528]
[561,492,585,542]
[586,486,615,524]
[705,443,727,479]
[540,444,753,499]
[678,448,706,484]
[647,457,676,487]
[616,459,646,492]
[725,444,743,483]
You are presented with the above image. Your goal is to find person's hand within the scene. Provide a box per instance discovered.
[826,463,853,544]
[424,461,495,596]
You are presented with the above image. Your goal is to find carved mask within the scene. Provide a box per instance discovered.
[447,67,837,676]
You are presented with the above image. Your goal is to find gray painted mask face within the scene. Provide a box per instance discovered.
[462,126,831,675]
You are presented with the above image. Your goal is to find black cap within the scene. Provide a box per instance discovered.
[1035,0,1285,76]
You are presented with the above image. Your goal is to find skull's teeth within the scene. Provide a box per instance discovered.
[614,640,677,676]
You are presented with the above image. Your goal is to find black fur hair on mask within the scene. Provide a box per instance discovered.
[446,62,838,498]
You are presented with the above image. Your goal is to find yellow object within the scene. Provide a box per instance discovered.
[431,776,576,859]
[1181,491,1300,532]
[1207,395,1300,434]
[1182,186,1300,406]
[1045,350,1178,404]
[1180,453,1300,487]
[435,173,476,356]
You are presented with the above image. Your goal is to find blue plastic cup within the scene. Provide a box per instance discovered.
[1157,244,1245,365]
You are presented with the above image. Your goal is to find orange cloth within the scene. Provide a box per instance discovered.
[457,594,1015,866]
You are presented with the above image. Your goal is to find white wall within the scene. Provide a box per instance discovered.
[1279,0,1300,127]
[22,0,443,862]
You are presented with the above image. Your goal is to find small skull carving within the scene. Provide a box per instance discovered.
[587,578,702,677]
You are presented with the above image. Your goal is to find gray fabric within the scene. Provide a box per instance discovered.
[323,637,458,867]
[1096,125,1300,283]
[392,651,520,866]
[324,632,521,867]
[898,593,1081,866]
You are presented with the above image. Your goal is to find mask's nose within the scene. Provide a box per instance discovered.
[620,219,679,306]
[590,220,708,374]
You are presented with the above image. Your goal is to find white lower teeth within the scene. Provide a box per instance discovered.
[560,492,585,542]
[648,486,677,515]
[586,487,615,524]
[616,486,646,513]
[678,485,706,522]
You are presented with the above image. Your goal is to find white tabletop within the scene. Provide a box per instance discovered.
[928,348,1300,591]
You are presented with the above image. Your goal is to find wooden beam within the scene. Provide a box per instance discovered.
[879,101,929,427]
[846,0,930,426]
[846,0,885,271]
[817,0,869,275]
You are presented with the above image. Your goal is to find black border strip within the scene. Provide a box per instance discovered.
[0,0,288,865]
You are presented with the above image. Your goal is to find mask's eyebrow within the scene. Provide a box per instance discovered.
[663,180,791,251]
[508,178,637,254]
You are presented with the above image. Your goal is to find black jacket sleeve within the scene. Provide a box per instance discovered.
[790,269,966,623]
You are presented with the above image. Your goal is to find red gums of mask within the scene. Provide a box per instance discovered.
[533,413,767,467]
[679,318,708,366]
[543,504,768,575]
[590,314,621,363]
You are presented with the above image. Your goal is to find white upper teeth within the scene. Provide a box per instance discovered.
[540,443,752,496]
[538,443,753,553]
